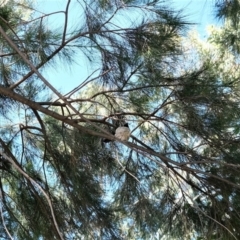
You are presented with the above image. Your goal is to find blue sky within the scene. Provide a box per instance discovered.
[172,0,218,35]
[35,0,219,94]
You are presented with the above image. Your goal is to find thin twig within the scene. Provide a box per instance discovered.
[0,201,13,240]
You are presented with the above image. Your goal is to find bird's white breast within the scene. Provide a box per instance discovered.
[115,127,130,141]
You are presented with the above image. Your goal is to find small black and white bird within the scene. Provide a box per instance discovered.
[102,123,130,143]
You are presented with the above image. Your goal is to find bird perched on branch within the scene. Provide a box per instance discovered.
[102,123,130,143]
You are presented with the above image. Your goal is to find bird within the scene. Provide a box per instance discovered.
[102,123,130,143]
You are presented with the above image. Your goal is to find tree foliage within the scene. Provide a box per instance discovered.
[0,0,240,239]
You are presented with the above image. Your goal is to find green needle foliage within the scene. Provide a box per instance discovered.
[0,0,240,239]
